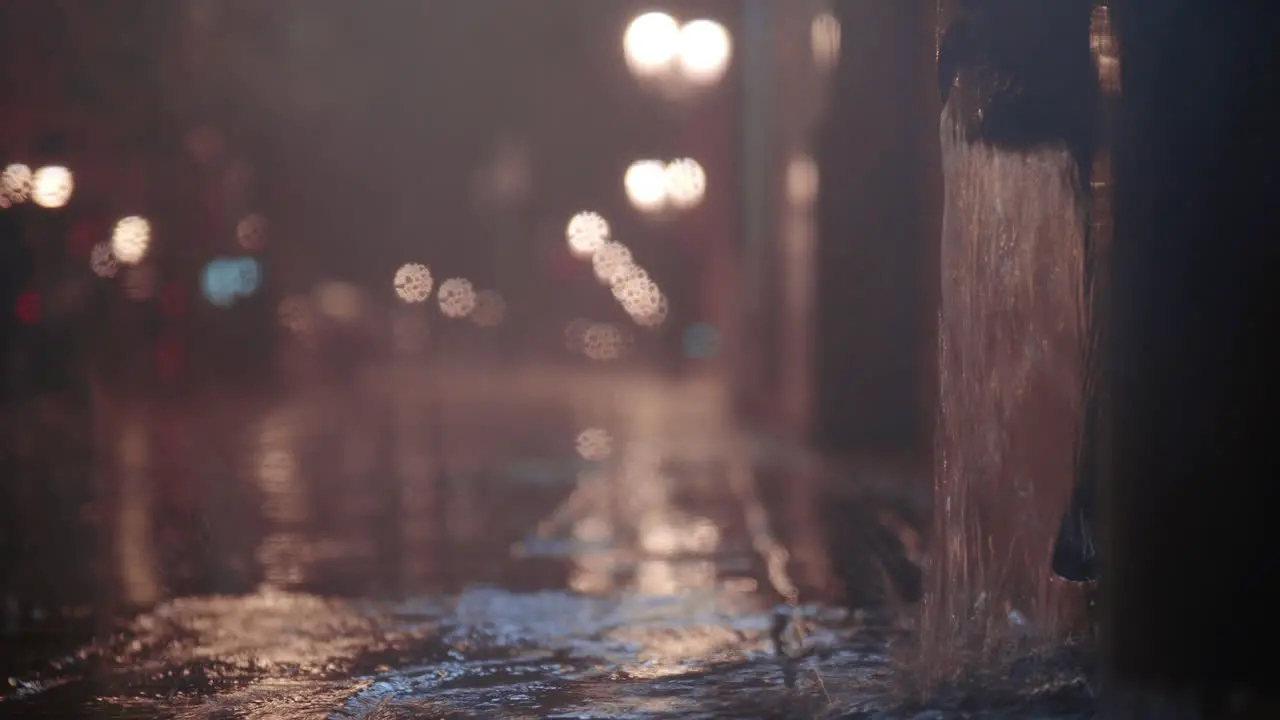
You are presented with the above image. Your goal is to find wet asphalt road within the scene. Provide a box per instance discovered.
[0,364,1092,718]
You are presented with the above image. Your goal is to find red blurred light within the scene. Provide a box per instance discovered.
[159,283,187,318]
[15,292,41,325]
[156,335,184,378]
[67,218,102,259]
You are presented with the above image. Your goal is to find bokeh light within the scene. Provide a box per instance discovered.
[235,258,262,296]
[683,323,720,358]
[608,262,649,290]
[591,242,635,285]
[314,281,363,322]
[437,277,477,318]
[613,273,669,328]
[393,263,434,303]
[277,295,318,342]
[663,158,706,208]
[111,216,152,265]
[582,322,627,361]
[159,283,188,319]
[14,292,41,325]
[639,514,721,556]
[237,213,268,251]
[90,242,119,278]
[470,289,507,327]
[68,220,98,258]
[623,12,680,78]
[564,318,594,354]
[678,19,732,85]
[1,163,33,205]
[575,428,614,461]
[811,13,841,70]
[124,265,157,301]
[31,165,74,208]
[566,211,610,258]
[786,155,819,208]
[611,271,653,302]
[624,159,668,212]
[634,298,669,328]
[201,256,262,307]
[624,158,708,212]
[1091,5,1120,94]
[565,319,631,361]
[203,274,236,308]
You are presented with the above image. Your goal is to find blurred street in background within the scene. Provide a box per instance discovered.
[0,1,1109,717]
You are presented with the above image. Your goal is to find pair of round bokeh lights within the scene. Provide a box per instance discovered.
[623,157,706,213]
[623,12,732,86]
[393,263,502,323]
[88,216,152,280]
[1,163,74,209]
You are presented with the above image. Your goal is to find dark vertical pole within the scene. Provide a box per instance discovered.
[1106,2,1280,714]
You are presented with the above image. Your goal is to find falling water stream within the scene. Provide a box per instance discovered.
[924,101,1088,675]
[919,0,1115,689]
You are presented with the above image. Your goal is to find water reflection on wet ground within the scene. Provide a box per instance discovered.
[0,366,1089,718]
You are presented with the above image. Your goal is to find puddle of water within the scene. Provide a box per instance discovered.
[0,377,1092,718]
[0,586,898,719]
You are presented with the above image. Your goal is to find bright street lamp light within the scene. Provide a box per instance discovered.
[623,12,680,79]
[677,19,732,85]
[623,13,732,89]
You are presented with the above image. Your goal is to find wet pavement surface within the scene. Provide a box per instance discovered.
[0,365,1094,718]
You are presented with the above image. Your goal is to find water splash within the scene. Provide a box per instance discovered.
[921,98,1091,678]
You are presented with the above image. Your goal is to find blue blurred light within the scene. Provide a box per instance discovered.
[201,256,263,308]
[682,323,720,359]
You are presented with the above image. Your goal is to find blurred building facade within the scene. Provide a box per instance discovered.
[4,0,909,424]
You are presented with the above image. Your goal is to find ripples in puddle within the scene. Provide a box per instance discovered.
[2,587,897,719]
